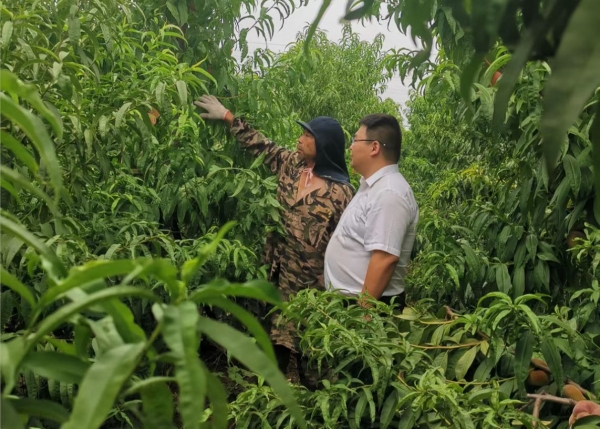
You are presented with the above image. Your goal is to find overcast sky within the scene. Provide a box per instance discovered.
[234,1,425,109]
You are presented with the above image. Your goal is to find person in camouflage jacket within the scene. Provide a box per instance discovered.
[195,95,354,381]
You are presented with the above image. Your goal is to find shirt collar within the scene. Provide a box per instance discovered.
[360,164,399,187]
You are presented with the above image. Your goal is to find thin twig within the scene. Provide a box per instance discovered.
[453,376,515,386]
[527,393,577,406]
[532,396,543,427]
[520,398,534,411]
[411,341,482,350]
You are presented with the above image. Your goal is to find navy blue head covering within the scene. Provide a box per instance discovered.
[296,116,350,185]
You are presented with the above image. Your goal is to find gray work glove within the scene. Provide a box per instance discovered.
[194,95,229,120]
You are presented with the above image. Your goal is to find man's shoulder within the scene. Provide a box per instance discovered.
[371,173,418,211]
[372,171,413,194]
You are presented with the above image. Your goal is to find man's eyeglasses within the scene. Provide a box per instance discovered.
[351,137,385,147]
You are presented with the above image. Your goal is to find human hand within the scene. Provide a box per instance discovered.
[194,95,229,120]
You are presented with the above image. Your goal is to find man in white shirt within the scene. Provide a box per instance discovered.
[324,114,418,306]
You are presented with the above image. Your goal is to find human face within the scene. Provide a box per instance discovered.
[296,129,317,161]
[349,125,376,174]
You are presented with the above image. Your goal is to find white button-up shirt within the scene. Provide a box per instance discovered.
[324,164,418,296]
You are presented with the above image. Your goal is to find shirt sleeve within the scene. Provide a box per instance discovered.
[230,117,294,175]
[364,189,414,257]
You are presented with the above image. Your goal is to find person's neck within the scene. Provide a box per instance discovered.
[305,159,315,169]
[360,161,395,180]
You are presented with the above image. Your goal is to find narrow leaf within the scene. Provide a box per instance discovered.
[0,265,36,306]
[540,0,600,171]
[190,279,281,305]
[8,398,70,423]
[201,295,274,361]
[0,131,38,174]
[22,351,90,384]
[563,154,582,196]
[0,93,63,196]
[62,343,145,429]
[162,302,206,429]
[0,216,66,278]
[0,397,25,429]
[514,331,535,393]
[197,316,306,428]
[541,334,564,391]
[141,380,175,429]
[455,346,479,381]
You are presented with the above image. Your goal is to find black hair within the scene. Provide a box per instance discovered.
[359,114,402,163]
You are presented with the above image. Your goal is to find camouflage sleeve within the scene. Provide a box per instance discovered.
[230,117,294,175]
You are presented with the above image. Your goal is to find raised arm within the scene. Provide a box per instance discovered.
[194,95,294,175]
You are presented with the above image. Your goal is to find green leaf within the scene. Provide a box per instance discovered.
[0,88,63,196]
[30,286,157,350]
[493,1,563,128]
[471,0,510,53]
[0,131,38,174]
[197,316,306,429]
[201,295,275,361]
[62,342,145,429]
[534,259,550,291]
[8,398,70,423]
[380,390,398,429]
[445,263,460,288]
[68,16,81,47]
[460,241,480,280]
[526,234,538,262]
[0,216,66,279]
[115,102,132,128]
[39,259,155,309]
[344,0,374,20]
[0,397,25,429]
[304,0,332,55]
[162,302,206,429]
[495,264,512,294]
[0,265,36,306]
[1,290,15,328]
[75,323,92,359]
[166,2,180,23]
[88,317,125,355]
[512,265,525,298]
[0,165,60,217]
[514,331,535,393]
[124,376,176,396]
[181,221,237,284]
[460,53,485,110]
[563,154,582,196]
[141,380,175,429]
[190,279,281,306]
[354,389,368,428]
[0,70,63,138]
[454,346,479,381]
[541,334,564,391]
[540,0,600,172]
[22,351,90,384]
[573,416,600,428]
[2,20,13,48]
[176,80,187,106]
[205,370,229,429]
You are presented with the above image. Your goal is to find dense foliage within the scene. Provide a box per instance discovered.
[2,0,600,428]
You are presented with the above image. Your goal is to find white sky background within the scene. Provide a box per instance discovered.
[233,0,427,110]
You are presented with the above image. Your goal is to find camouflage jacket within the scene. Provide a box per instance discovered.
[230,117,354,294]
